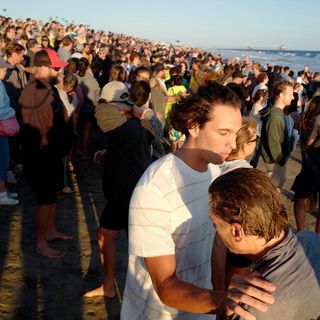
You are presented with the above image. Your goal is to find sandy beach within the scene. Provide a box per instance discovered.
[0,135,318,320]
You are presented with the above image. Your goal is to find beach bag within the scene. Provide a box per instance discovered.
[0,115,20,137]
[95,102,127,133]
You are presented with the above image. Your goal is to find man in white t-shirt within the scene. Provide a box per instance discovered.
[121,83,276,320]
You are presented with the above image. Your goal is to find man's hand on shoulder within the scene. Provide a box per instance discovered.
[226,272,276,320]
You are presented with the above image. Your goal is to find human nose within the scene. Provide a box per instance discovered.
[228,134,237,150]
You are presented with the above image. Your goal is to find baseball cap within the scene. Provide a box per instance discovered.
[34,49,68,69]
[75,43,84,52]
[98,81,130,102]
[0,56,13,69]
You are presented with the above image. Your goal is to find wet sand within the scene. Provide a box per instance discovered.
[0,141,318,320]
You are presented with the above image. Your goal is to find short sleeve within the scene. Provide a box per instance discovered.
[128,185,175,257]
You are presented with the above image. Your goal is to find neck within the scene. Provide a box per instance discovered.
[34,72,50,87]
[227,151,245,161]
[6,58,15,66]
[247,230,286,262]
[274,100,284,109]
[174,142,209,172]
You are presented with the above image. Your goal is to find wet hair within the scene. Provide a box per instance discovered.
[228,117,257,157]
[170,82,241,137]
[208,168,288,242]
[78,57,89,77]
[130,81,151,107]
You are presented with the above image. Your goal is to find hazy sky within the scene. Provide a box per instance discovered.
[2,0,320,50]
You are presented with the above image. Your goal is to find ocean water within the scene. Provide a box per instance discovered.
[212,48,320,74]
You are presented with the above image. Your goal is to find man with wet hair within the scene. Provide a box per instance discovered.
[209,168,320,320]
[121,83,276,320]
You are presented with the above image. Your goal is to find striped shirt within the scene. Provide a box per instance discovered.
[121,153,220,320]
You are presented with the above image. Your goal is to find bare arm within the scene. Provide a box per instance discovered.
[145,255,276,319]
[212,233,227,290]
[145,254,226,314]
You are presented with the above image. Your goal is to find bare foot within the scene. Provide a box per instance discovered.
[36,246,65,258]
[47,230,74,241]
[83,284,116,298]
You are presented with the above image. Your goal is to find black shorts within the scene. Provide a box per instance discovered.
[291,165,320,199]
[99,192,130,232]
[24,153,63,205]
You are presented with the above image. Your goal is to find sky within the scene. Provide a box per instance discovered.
[2,0,320,50]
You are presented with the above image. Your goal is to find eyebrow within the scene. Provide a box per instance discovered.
[217,129,233,133]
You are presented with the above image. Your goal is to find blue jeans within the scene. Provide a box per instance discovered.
[0,136,9,181]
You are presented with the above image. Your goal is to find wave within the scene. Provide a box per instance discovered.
[211,48,320,72]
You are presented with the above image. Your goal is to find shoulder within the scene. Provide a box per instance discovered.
[135,154,177,188]
[297,230,320,247]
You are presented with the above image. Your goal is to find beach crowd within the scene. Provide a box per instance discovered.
[0,15,319,320]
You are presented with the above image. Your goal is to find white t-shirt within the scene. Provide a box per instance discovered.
[121,153,220,320]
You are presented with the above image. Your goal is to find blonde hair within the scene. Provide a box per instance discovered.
[228,117,257,157]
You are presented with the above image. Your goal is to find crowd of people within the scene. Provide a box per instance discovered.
[0,14,319,320]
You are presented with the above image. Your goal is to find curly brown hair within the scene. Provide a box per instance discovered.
[170,82,241,136]
[208,168,288,242]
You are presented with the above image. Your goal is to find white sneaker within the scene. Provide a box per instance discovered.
[0,194,19,205]
[7,171,17,184]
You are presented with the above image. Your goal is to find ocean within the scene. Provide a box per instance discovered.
[212,48,320,74]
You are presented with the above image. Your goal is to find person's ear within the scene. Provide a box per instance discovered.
[231,222,244,242]
[188,123,200,138]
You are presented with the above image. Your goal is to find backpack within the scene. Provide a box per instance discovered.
[279,115,299,165]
